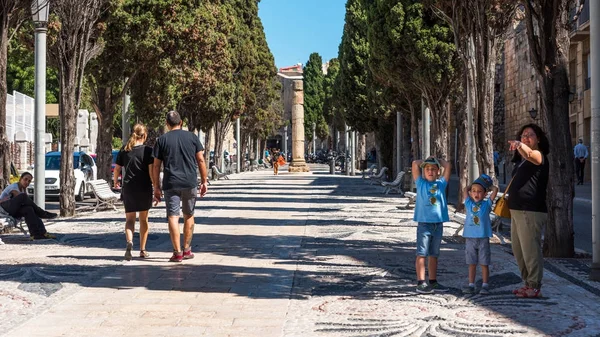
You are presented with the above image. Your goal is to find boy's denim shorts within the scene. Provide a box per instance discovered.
[416,222,443,257]
[465,237,491,265]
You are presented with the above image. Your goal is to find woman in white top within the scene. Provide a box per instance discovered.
[0,172,57,240]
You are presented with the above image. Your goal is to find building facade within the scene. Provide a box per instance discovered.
[502,2,592,181]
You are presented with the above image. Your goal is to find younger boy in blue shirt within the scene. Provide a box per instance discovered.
[461,174,498,295]
[412,157,452,294]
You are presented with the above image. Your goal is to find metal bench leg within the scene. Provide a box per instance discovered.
[453,224,464,237]
[17,221,29,236]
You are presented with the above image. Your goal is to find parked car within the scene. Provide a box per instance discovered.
[27,151,97,201]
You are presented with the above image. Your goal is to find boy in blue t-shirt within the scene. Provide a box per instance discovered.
[461,174,498,295]
[412,157,452,294]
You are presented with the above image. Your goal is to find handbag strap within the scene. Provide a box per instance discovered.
[499,159,525,201]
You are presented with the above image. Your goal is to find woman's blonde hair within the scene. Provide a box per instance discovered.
[124,123,147,151]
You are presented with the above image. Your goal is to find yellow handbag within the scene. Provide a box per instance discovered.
[493,175,516,218]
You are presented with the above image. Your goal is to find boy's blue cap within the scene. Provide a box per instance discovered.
[420,157,440,168]
[472,174,493,190]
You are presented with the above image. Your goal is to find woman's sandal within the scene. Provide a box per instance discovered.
[139,250,150,258]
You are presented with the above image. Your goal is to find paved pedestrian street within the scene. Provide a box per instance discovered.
[1,166,599,337]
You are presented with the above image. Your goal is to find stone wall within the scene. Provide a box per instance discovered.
[493,52,506,154]
[503,23,540,156]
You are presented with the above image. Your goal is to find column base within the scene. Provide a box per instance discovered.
[590,263,600,281]
[288,160,310,173]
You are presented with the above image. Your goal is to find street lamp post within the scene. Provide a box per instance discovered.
[32,0,49,209]
[590,0,600,280]
[312,122,316,155]
[236,117,240,174]
[284,125,288,156]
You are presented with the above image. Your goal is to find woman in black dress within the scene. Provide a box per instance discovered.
[114,124,154,260]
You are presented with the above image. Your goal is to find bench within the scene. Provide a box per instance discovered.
[362,164,377,180]
[381,171,406,195]
[212,166,230,180]
[398,191,417,209]
[368,167,388,185]
[0,207,28,244]
[86,179,120,211]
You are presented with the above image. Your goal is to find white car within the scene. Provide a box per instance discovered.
[28,151,97,201]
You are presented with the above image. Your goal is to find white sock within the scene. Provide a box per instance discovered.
[469,283,475,287]
[482,283,489,288]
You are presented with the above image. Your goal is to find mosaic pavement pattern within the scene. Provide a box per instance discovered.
[1,170,600,336]
[0,209,173,334]
[283,175,600,337]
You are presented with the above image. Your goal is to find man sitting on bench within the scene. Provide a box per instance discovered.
[0,172,58,240]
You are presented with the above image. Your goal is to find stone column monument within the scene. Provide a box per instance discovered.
[288,79,309,173]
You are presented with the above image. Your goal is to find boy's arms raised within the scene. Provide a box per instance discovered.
[439,158,452,182]
[489,185,499,202]
[412,160,423,182]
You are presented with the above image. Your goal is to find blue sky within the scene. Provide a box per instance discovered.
[258,0,347,69]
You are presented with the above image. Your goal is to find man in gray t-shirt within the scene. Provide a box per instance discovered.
[152,110,208,262]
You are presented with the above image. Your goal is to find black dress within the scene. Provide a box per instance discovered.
[116,145,154,212]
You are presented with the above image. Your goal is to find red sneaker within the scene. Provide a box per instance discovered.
[516,287,542,298]
[183,249,194,260]
[512,286,528,295]
[169,252,183,262]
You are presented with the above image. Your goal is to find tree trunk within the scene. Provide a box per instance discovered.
[425,95,449,159]
[358,133,366,161]
[376,116,394,180]
[456,113,469,213]
[0,15,10,188]
[93,87,116,182]
[241,135,248,171]
[203,129,211,163]
[541,67,575,257]
[401,113,411,171]
[409,100,420,161]
[456,74,468,213]
[474,36,499,178]
[523,0,574,257]
[59,83,78,216]
[214,119,233,169]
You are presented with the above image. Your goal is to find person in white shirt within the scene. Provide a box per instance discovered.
[573,138,589,185]
[0,172,57,240]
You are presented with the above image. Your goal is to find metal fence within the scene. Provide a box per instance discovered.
[6,91,35,143]
[6,91,35,169]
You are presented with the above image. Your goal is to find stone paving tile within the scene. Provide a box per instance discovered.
[2,168,600,336]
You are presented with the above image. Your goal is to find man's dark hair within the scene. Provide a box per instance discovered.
[20,172,33,179]
[166,110,182,127]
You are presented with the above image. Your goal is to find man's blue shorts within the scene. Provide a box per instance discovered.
[416,222,443,257]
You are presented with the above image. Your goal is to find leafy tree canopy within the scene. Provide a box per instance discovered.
[303,52,325,141]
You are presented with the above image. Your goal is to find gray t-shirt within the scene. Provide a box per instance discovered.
[0,183,22,201]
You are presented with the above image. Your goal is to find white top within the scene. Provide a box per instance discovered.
[0,183,23,201]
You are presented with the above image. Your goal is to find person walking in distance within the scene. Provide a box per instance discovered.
[152,111,209,262]
[114,123,155,260]
[573,138,589,185]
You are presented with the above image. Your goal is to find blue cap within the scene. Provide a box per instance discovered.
[420,157,441,168]
[472,174,493,190]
